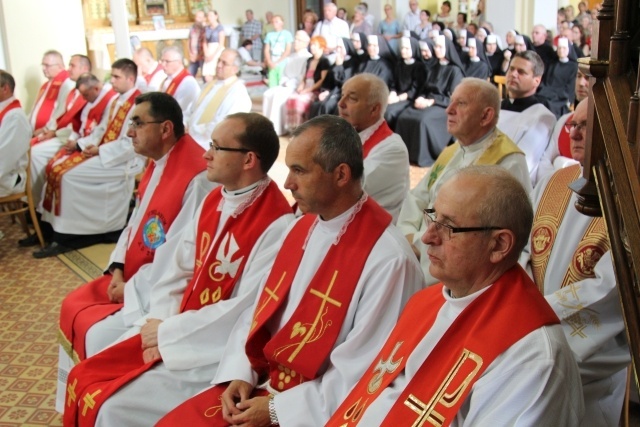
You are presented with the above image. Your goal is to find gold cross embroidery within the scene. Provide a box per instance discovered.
[287,270,342,363]
[81,389,102,416]
[66,378,77,407]
[251,272,286,331]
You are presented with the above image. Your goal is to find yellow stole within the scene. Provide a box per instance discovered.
[195,77,239,125]
[530,164,610,292]
[426,129,522,189]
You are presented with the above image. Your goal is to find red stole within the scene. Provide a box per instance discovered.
[42,89,140,216]
[327,265,559,427]
[247,198,391,390]
[33,70,69,130]
[558,113,573,158]
[163,68,190,96]
[144,63,163,84]
[0,99,21,125]
[58,135,206,363]
[63,180,293,427]
[362,121,393,158]
[82,88,118,137]
[30,90,88,146]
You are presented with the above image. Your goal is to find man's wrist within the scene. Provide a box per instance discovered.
[268,394,278,425]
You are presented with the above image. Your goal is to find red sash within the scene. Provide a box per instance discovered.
[82,88,118,137]
[248,197,391,387]
[327,265,559,427]
[163,68,190,96]
[63,180,293,427]
[58,135,206,363]
[363,121,393,158]
[42,89,140,216]
[33,70,68,130]
[144,63,163,84]
[0,99,21,125]
[558,113,573,158]
[55,89,87,133]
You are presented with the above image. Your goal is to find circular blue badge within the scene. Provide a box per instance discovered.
[142,216,166,249]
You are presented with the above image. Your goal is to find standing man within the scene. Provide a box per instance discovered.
[338,74,409,222]
[188,10,206,77]
[62,113,294,426]
[0,70,30,198]
[398,78,531,283]
[31,50,75,136]
[186,49,251,150]
[156,115,425,426]
[403,0,421,32]
[133,47,166,93]
[36,59,143,258]
[159,46,200,117]
[55,92,212,412]
[327,165,584,426]
[312,2,350,63]
[498,50,556,186]
[531,24,557,69]
[520,100,630,426]
[241,9,263,62]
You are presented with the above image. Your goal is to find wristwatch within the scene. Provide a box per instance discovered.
[268,394,278,425]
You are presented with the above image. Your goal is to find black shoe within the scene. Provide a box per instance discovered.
[32,242,72,259]
[18,233,41,247]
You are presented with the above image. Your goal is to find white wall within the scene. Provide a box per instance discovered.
[0,0,86,109]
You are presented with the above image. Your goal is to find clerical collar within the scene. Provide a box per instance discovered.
[220,177,271,218]
[439,59,449,65]
[403,58,415,65]
[369,55,380,60]
[223,180,261,196]
[443,285,491,305]
[470,56,480,62]
[459,127,497,157]
[305,193,369,248]
[559,57,569,63]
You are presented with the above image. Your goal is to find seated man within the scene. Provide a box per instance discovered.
[397,78,531,284]
[133,47,166,93]
[520,99,630,426]
[327,165,584,426]
[62,113,294,426]
[55,92,213,412]
[338,73,409,222]
[30,50,75,136]
[158,46,200,117]
[0,70,30,197]
[155,115,425,426]
[238,39,264,74]
[497,50,556,186]
[35,59,144,258]
[186,49,252,150]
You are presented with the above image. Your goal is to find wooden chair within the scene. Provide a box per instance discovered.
[493,75,507,100]
[0,149,45,247]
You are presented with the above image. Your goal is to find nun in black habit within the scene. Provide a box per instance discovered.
[356,34,395,88]
[395,34,465,166]
[461,37,491,79]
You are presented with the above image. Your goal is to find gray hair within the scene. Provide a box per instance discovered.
[349,73,389,116]
[75,73,101,90]
[513,50,545,77]
[452,165,533,264]
[458,77,500,125]
[292,115,364,181]
[161,45,184,60]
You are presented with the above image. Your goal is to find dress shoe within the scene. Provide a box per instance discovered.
[18,233,41,247]
[32,242,72,259]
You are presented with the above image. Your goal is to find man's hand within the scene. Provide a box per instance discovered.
[318,90,329,102]
[142,346,162,363]
[231,396,271,427]
[81,145,99,159]
[37,130,55,141]
[107,281,125,303]
[140,318,162,349]
[64,139,78,153]
[221,380,254,423]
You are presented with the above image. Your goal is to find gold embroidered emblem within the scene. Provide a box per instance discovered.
[251,272,286,331]
[204,396,223,417]
[276,364,298,390]
[557,283,601,338]
[574,244,603,277]
[81,389,102,416]
[342,397,369,425]
[196,231,211,268]
[66,378,78,407]
[403,349,483,427]
[199,286,222,306]
[368,341,404,394]
[532,225,553,255]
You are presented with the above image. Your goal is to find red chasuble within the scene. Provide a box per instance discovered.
[326,265,560,427]
[32,70,69,130]
[362,120,393,158]
[81,88,118,138]
[163,69,191,96]
[42,89,140,215]
[558,113,573,158]
[154,197,392,426]
[63,180,293,427]
[58,135,206,364]
[0,99,22,125]
[30,90,88,146]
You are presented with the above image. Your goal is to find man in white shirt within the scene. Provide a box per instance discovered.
[403,0,421,31]
[133,47,166,93]
[312,2,350,63]
[159,46,200,118]
[338,74,409,222]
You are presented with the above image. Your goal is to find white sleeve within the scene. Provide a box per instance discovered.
[0,110,30,194]
[175,77,201,120]
[396,172,431,237]
[497,152,533,194]
[77,97,114,149]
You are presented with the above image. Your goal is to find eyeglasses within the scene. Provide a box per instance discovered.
[209,142,251,154]
[564,121,587,133]
[423,209,502,241]
[159,59,180,64]
[128,119,163,129]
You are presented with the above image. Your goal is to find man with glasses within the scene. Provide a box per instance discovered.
[520,99,630,426]
[186,48,251,149]
[30,50,75,136]
[158,46,200,118]
[55,91,212,412]
[398,78,531,284]
[62,113,294,426]
[326,165,583,426]
[35,58,143,258]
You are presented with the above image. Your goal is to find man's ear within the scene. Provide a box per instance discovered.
[333,163,352,187]
[489,229,515,264]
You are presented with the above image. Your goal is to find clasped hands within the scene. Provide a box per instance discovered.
[220,380,271,426]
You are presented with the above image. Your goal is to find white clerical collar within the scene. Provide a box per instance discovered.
[559,57,569,63]
[442,284,491,309]
[439,59,449,65]
[369,55,380,60]
[0,95,16,110]
[309,193,369,247]
[220,177,271,217]
[358,118,385,143]
[459,127,498,155]
[404,58,415,65]
[223,180,261,197]
[470,56,480,62]
[118,86,137,101]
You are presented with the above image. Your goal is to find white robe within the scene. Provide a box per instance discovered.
[160,71,201,122]
[536,112,579,183]
[357,286,584,426]
[31,84,115,208]
[135,64,167,93]
[519,170,631,427]
[206,201,426,426]
[186,77,252,150]
[397,129,532,284]
[0,96,30,196]
[497,104,557,187]
[93,181,294,427]
[30,76,75,131]
[40,87,145,234]
[359,119,409,224]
